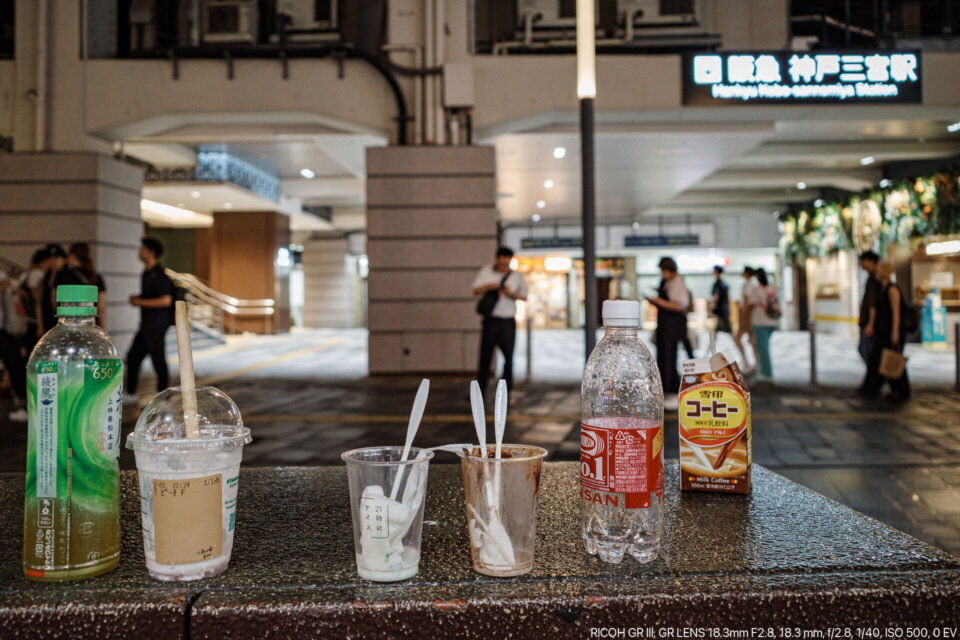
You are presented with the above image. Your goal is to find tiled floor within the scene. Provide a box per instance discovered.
[2,327,958,556]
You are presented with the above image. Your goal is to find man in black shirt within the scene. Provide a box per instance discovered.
[710,265,731,334]
[857,251,882,396]
[124,237,175,403]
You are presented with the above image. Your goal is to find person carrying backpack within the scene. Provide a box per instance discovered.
[0,269,27,421]
[750,267,779,383]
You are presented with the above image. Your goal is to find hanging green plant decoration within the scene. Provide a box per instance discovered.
[778,166,959,259]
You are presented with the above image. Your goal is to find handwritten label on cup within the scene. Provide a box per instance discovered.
[153,474,222,565]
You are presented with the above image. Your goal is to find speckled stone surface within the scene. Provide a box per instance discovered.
[1,463,959,638]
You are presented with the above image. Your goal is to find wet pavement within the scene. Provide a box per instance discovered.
[1,328,958,557]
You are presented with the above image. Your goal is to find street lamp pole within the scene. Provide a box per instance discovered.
[577,0,598,359]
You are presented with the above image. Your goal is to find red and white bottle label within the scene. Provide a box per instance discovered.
[580,417,663,509]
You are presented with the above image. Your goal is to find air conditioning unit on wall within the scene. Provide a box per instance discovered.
[201,0,257,43]
[277,0,338,31]
[620,0,698,26]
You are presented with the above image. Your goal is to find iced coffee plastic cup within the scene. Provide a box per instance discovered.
[460,445,547,577]
[342,446,433,582]
[126,387,251,581]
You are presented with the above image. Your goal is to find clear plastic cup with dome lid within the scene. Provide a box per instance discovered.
[126,386,251,581]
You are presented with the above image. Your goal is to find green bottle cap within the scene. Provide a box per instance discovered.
[56,285,99,317]
[56,285,99,303]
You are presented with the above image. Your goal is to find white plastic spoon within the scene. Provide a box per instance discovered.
[470,380,486,458]
[483,379,515,566]
[390,378,430,501]
[494,379,507,460]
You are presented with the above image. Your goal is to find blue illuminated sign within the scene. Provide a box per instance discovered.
[683,51,921,105]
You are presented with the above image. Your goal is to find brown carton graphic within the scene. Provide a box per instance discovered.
[679,352,751,494]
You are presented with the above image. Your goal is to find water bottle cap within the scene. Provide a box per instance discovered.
[56,285,98,303]
[602,300,640,326]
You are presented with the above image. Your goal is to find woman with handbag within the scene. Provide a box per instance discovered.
[750,267,779,383]
[867,261,910,402]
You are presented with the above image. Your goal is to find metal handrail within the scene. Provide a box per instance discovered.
[166,268,275,335]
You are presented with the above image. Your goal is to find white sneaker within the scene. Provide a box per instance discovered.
[8,407,27,422]
[664,393,679,411]
[122,392,139,405]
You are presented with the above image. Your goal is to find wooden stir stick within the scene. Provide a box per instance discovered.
[175,300,200,439]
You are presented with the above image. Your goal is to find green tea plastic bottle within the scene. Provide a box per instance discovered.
[23,285,123,581]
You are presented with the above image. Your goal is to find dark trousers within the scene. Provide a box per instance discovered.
[126,326,169,394]
[477,317,516,397]
[656,319,685,395]
[0,329,26,401]
[863,338,910,399]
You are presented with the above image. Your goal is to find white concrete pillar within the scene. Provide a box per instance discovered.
[366,146,497,374]
[0,152,144,343]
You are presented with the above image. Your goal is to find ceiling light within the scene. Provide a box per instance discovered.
[543,179,555,189]
[300,168,316,179]
[796,182,807,190]
[814,199,824,207]
[139,199,213,228]
[223,202,233,210]
[553,147,566,159]
[537,200,546,209]
[860,156,875,166]
[532,213,542,222]
[926,240,960,256]
[632,221,640,230]
[947,122,960,133]
[190,190,201,198]
[879,178,892,188]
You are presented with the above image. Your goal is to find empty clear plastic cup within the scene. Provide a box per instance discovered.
[460,445,548,577]
[341,447,434,582]
[126,387,251,582]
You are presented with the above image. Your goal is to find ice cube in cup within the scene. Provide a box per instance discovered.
[126,386,251,582]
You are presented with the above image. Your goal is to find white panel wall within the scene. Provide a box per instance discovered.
[366,146,497,374]
[0,153,144,342]
[301,236,358,328]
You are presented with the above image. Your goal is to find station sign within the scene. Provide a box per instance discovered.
[521,237,581,249]
[625,234,699,247]
[683,51,922,105]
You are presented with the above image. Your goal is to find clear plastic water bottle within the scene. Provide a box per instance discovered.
[23,285,123,581]
[581,300,664,564]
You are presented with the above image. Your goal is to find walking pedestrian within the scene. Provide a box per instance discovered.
[864,261,911,402]
[735,266,758,372]
[750,267,778,383]
[0,269,27,421]
[19,249,48,355]
[39,244,67,335]
[54,243,107,329]
[646,257,690,410]
[709,265,732,353]
[124,237,175,404]
[471,246,527,398]
[857,251,882,396]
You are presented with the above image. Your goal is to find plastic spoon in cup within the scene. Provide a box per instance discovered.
[389,378,430,501]
[494,379,507,460]
[470,380,486,458]
[484,379,515,566]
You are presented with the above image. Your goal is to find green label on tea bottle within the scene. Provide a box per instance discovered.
[36,362,58,498]
[84,359,123,457]
[24,357,123,578]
